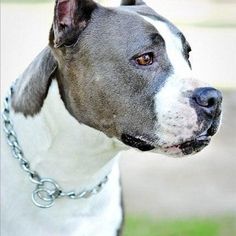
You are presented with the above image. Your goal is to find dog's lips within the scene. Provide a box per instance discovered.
[121,121,218,155]
[162,134,211,155]
[121,133,155,151]
[121,132,212,154]
[160,119,221,156]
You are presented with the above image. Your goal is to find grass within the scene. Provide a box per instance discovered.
[123,215,236,236]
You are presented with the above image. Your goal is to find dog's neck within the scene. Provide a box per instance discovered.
[11,79,126,192]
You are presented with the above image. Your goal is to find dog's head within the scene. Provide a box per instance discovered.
[13,0,222,157]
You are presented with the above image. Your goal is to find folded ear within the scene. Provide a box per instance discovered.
[121,0,145,5]
[51,0,97,48]
[12,47,58,116]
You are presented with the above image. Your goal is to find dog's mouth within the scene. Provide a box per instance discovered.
[162,120,221,156]
[162,133,211,156]
[121,134,155,151]
[121,123,218,156]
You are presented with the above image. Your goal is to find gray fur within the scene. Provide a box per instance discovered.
[52,6,172,139]
[12,47,57,116]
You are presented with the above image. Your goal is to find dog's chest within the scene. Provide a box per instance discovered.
[1,145,123,236]
[45,166,122,236]
[51,163,122,236]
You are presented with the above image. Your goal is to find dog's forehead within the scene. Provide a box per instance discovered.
[89,6,187,60]
[78,6,191,78]
[113,6,191,77]
[121,5,192,77]
[118,5,185,47]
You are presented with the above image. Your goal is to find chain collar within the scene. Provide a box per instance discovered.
[2,84,109,208]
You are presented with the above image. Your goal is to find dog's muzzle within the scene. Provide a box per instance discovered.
[121,87,222,156]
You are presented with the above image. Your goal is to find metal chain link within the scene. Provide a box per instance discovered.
[2,85,108,208]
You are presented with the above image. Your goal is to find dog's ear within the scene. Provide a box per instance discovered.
[12,47,58,116]
[51,0,97,48]
[121,0,145,5]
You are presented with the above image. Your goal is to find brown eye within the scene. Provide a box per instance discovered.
[135,53,153,66]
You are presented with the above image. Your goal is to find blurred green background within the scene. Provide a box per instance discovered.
[1,0,236,235]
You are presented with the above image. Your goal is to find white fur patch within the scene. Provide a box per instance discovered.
[154,77,198,145]
[141,16,193,78]
[1,80,124,235]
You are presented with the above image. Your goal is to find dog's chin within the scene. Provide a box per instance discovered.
[121,131,213,157]
[158,135,211,157]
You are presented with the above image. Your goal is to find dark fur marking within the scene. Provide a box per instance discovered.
[116,178,125,236]
[121,0,144,5]
[121,134,155,151]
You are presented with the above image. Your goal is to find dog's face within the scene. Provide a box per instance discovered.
[50,0,222,157]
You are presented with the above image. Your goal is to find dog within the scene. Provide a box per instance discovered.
[1,0,222,235]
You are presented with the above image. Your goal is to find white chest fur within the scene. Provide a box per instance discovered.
[1,80,124,236]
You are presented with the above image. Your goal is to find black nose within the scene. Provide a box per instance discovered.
[192,87,222,117]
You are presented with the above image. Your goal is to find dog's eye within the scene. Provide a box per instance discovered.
[135,53,153,66]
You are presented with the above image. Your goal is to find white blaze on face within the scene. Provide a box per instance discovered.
[140,15,201,147]
[141,16,193,78]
